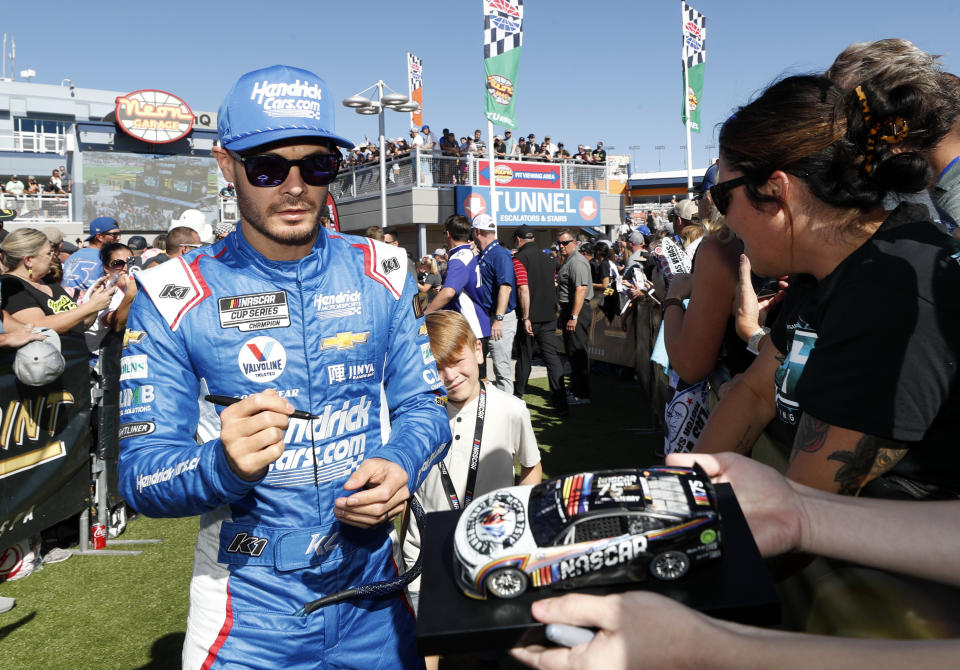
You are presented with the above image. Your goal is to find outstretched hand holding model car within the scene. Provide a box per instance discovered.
[511,452,960,670]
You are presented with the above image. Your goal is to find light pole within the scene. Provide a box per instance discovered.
[343,81,420,228]
[654,145,665,172]
[704,144,716,167]
[628,145,642,172]
[680,145,687,169]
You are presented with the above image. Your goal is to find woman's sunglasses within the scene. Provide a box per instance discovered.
[233,152,341,188]
[108,258,133,270]
[709,175,749,216]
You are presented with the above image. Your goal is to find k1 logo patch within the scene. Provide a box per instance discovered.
[238,336,287,382]
[159,284,190,300]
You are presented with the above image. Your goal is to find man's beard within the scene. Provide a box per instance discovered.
[236,184,321,247]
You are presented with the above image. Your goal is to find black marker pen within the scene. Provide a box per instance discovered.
[204,394,320,420]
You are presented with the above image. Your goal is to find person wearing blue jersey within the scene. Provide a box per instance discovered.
[61,217,120,294]
[424,214,490,340]
[116,64,450,670]
[472,213,517,394]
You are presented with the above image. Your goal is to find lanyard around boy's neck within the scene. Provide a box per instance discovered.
[437,381,487,511]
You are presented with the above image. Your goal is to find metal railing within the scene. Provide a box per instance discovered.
[0,193,73,222]
[330,149,610,202]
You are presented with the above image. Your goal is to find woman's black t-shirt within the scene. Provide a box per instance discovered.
[769,203,960,492]
[0,274,86,336]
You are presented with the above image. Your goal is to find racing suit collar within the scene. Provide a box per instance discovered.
[231,221,328,279]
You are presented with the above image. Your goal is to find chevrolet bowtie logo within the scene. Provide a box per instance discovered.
[322,332,370,350]
[123,329,147,348]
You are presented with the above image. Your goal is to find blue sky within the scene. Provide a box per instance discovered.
[4,0,957,171]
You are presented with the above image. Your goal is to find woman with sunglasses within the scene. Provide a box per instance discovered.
[693,75,960,498]
[82,242,139,354]
[0,228,115,337]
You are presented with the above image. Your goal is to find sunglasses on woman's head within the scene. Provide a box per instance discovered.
[709,176,749,216]
[233,152,341,188]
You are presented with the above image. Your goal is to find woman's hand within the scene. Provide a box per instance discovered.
[511,591,719,670]
[84,278,117,312]
[667,451,806,558]
[0,322,44,349]
[118,272,139,300]
[735,254,786,341]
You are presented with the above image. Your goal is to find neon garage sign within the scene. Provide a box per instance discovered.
[115,89,195,144]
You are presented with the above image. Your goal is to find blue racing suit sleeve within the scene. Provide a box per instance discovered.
[377,274,451,492]
[117,292,257,517]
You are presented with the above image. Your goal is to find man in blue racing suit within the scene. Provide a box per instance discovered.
[117,64,451,669]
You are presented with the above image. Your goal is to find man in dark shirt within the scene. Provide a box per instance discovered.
[556,229,594,403]
[513,225,567,414]
[592,141,607,164]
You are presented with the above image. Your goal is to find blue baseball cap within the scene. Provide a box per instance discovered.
[218,65,354,152]
[87,216,119,240]
[698,162,719,193]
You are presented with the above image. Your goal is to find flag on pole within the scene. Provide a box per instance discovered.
[483,0,524,128]
[407,53,423,128]
[681,2,706,133]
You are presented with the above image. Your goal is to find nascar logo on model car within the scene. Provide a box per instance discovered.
[557,535,648,581]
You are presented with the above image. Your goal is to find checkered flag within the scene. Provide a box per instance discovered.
[483,0,524,60]
[681,2,706,69]
[407,53,422,90]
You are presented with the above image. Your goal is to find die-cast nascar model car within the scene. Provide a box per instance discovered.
[453,466,721,599]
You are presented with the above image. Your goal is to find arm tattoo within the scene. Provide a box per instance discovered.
[828,437,908,496]
[792,414,830,454]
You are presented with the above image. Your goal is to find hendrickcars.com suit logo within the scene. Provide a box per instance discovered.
[115,90,194,144]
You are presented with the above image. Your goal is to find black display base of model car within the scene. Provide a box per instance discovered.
[416,482,779,656]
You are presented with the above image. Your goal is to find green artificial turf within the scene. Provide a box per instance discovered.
[0,371,658,669]
[0,515,198,669]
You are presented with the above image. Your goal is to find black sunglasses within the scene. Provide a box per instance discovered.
[557,239,576,246]
[709,175,749,216]
[108,258,132,270]
[233,152,341,188]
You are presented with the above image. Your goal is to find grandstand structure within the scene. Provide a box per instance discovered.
[1,76,635,253]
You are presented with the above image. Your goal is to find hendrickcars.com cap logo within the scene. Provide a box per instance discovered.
[115,89,195,144]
